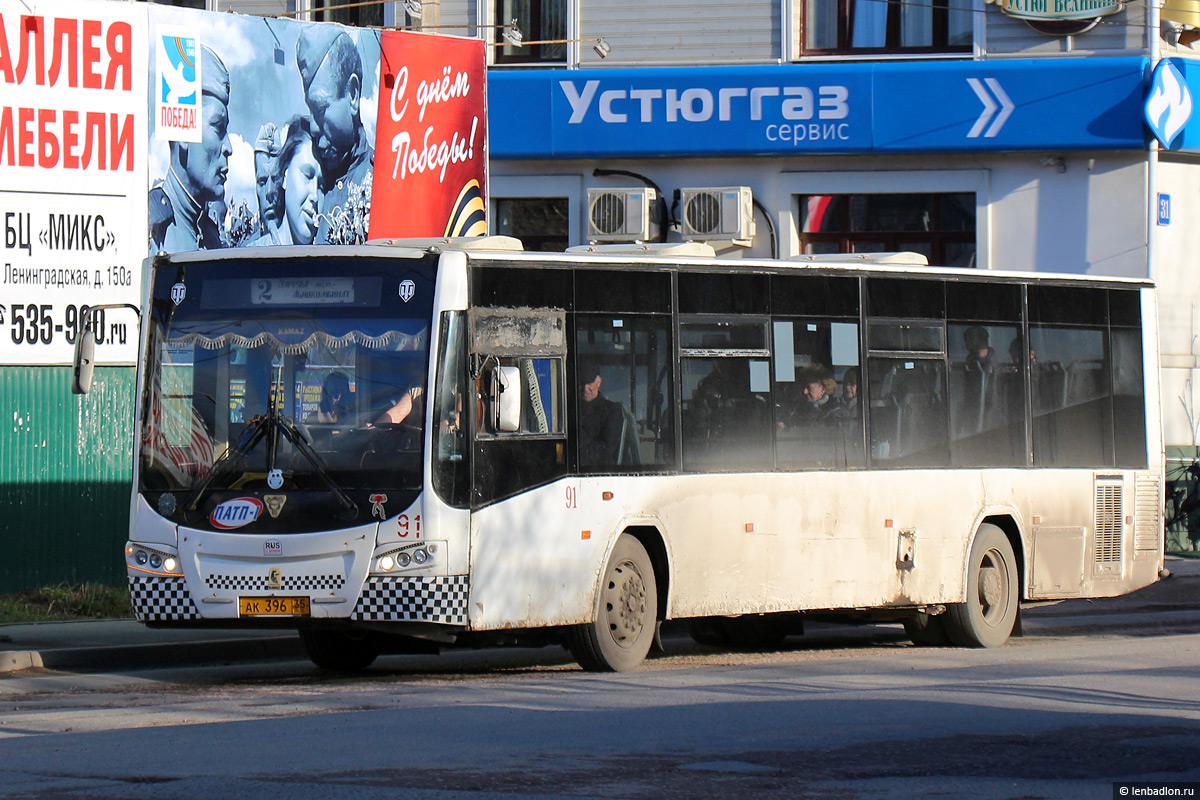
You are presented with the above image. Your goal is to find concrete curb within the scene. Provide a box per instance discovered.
[0,635,304,675]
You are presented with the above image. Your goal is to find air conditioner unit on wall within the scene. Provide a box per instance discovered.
[587,187,659,243]
[680,186,756,246]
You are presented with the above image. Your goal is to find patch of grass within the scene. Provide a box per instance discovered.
[0,583,132,624]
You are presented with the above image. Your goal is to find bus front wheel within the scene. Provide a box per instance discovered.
[943,525,1018,648]
[569,535,658,672]
[299,629,380,671]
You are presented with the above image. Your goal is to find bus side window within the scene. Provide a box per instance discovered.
[681,356,773,471]
[483,357,564,435]
[1030,325,1111,467]
[1027,284,1125,468]
[772,319,863,470]
[432,312,468,507]
[574,316,674,472]
[946,323,1025,467]
[868,358,949,467]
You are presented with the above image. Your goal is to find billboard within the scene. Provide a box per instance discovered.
[368,31,488,240]
[146,7,383,251]
[0,0,487,366]
[0,1,148,365]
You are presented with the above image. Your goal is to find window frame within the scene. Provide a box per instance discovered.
[489,175,582,248]
[800,0,973,56]
[491,0,570,66]
[798,192,978,268]
[780,170,990,269]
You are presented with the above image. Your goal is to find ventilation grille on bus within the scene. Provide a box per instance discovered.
[1135,475,1162,552]
[1093,480,1123,575]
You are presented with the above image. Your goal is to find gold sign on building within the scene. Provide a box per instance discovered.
[1163,0,1200,28]
[988,0,1124,34]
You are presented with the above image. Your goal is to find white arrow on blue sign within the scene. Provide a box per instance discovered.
[967,78,1015,139]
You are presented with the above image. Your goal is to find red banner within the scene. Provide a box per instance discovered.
[368,31,487,240]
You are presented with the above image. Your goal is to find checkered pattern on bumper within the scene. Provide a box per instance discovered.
[352,576,468,625]
[128,575,200,622]
[205,574,345,592]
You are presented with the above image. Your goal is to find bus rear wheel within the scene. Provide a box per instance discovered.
[943,525,1018,648]
[299,629,380,671]
[569,535,658,672]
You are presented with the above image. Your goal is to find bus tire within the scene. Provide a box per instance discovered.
[943,525,1018,648]
[903,612,950,646]
[299,629,379,671]
[569,535,658,672]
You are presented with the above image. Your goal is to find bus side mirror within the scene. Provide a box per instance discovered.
[491,365,521,432]
[72,329,96,395]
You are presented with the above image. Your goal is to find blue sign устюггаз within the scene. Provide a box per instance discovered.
[489,58,1152,159]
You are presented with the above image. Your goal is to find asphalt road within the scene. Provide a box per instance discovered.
[1,581,1198,800]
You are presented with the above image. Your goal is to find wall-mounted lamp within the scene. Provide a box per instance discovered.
[494,35,612,59]
[1040,156,1066,173]
[384,18,520,36]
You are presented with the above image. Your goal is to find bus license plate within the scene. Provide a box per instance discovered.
[239,596,311,617]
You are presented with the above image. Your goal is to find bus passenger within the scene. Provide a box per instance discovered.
[964,325,996,367]
[835,367,860,418]
[578,361,624,467]
[797,369,839,422]
[309,371,351,424]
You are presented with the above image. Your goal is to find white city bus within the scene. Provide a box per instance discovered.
[80,237,1165,671]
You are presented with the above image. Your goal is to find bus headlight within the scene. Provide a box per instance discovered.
[371,542,442,575]
[126,542,183,576]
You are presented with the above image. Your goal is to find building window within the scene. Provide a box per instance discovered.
[311,1,383,27]
[797,192,976,268]
[495,0,567,64]
[139,0,206,7]
[803,0,972,55]
[494,198,570,251]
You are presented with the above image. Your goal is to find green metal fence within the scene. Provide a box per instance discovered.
[0,366,136,593]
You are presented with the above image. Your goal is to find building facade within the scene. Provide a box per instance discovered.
[459,0,1200,550]
[3,0,1198,593]
[446,0,1195,471]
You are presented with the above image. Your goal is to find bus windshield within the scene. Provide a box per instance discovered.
[139,255,436,503]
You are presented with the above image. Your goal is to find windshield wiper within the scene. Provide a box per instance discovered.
[183,414,270,512]
[182,410,358,516]
[273,416,358,515]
